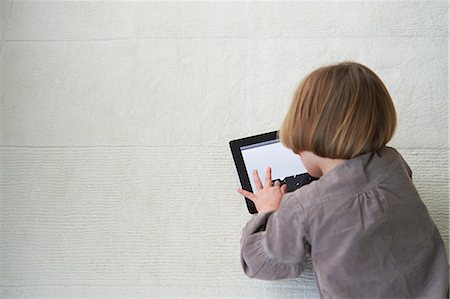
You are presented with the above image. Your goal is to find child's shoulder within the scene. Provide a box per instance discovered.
[288,146,411,209]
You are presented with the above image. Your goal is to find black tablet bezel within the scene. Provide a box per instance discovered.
[229,130,280,214]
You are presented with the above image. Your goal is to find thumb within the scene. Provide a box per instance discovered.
[281,184,288,194]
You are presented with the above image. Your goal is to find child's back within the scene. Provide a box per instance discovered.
[241,146,448,298]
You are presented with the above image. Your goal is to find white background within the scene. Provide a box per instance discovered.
[1,1,448,298]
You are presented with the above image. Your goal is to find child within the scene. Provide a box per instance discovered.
[237,62,449,298]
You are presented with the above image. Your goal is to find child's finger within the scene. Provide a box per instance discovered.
[265,167,272,187]
[253,169,264,191]
[237,188,256,202]
[281,184,288,194]
[273,180,280,188]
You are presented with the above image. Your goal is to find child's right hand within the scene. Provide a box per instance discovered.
[237,167,287,213]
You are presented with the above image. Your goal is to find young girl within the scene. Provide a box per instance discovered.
[237,62,449,298]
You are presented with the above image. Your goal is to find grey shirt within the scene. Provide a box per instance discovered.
[240,147,449,298]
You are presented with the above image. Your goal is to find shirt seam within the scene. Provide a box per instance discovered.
[292,195,310,243]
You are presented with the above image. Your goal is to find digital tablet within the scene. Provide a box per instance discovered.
[229,131,317,214]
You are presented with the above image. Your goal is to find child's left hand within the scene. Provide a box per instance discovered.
[237,167,288,213]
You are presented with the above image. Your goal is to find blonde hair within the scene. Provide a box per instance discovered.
[279,62,397,159]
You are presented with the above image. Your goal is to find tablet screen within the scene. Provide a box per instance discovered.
[240,140,308,192]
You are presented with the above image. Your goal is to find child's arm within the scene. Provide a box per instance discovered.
[238,167,309,280]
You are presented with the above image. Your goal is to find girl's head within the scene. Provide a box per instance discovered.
[279,61,397,159]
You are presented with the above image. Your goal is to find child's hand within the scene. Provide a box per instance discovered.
[237,167,288,213]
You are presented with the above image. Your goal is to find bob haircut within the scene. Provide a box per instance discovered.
[279,62,397,159]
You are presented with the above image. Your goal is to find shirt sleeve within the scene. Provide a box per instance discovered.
[240,192,309,280]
